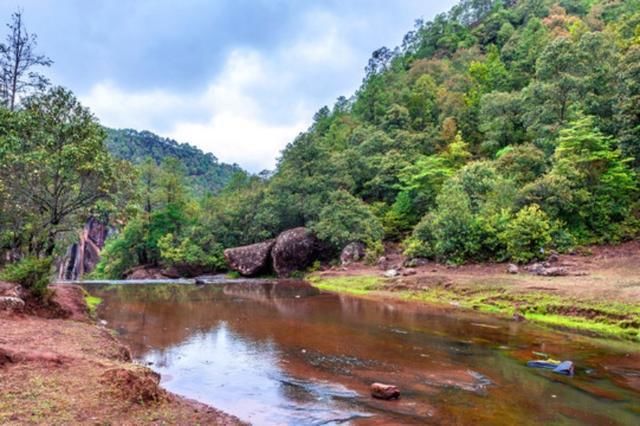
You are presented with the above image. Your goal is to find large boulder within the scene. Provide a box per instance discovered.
[271,227,318,277]
[224,239,275,276]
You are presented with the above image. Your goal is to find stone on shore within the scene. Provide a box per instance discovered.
[224,239,275,276]
[272,227,318,277]
[340,242,366,265]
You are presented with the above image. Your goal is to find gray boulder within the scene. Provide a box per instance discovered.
[224,239,275,276]
[340,242,366,265]
[272,228,318,277]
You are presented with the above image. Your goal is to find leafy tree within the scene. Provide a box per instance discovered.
[500,204,552,263]
[617,45,640,169]
[311,190,384,252]
[0,87,119,256]
[430,183,480,263]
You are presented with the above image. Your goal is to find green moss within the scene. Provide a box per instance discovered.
[308,275,382,295]
[84,293,102,317]
[310,274,640,342]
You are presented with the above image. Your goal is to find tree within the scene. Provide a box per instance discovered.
[617,45,640,170]
[311,190,383,252]
[0,87,118,256]
[500,204,552,263]
[0,11,52,110]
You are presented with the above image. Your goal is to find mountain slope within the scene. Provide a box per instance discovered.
[104,128,242,193]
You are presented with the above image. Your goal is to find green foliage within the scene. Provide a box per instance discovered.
[158,234,225,272]
[104,128,241,195]
[311,190,384,252]
[0,87,125,258]
[7,1,640,271]
[500,204,553,263]
[430,183,481,263]
[0,257,52,300]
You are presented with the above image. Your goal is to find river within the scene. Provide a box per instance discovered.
[85,280,640,425]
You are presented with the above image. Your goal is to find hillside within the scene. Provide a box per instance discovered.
[104,128,242,194]
[92,0,640,279]
[208,0,640,260]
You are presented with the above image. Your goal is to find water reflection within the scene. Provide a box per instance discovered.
[89,282,640,425]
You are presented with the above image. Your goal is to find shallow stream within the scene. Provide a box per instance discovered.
[86,280,640,425]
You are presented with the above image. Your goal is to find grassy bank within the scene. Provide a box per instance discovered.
[309,275,640,342]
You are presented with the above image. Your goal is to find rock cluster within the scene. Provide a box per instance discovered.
[224,227,319,277]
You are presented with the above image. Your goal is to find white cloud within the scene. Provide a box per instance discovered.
[78,5,416,172]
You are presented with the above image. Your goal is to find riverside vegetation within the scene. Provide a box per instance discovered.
[1,1,640,334]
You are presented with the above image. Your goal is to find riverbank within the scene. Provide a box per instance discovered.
[0,284,243,425]
[309,241,640,342]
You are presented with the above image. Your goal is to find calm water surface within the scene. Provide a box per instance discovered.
[87,281,640,425]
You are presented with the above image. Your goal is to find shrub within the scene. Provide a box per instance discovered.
[0,257,53,300]
[403,213,435,259]
[158,233,225,271]
[430,183,481,263]
[500,204,553,263]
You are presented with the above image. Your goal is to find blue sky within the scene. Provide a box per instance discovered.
[0,0,457,171]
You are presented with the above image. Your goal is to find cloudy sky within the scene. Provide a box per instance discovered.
[0,0,456,172]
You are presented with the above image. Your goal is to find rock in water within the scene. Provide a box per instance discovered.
[340,242,366,265]
[271,227,318,277]
[224,239,275,276]
[371,383,400,400]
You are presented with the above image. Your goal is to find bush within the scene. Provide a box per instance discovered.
[0,257,53,300]
[403,213,435,259]
[500,204,553,263]
[158,233,225,272]
[430,184,481,263]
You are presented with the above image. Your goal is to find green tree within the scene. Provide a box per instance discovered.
[0,87,118,256]
[311,190,384,252]
[500,204,553,263]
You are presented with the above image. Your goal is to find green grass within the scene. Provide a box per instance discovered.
[84,293,102,317]
[308,275,383,295]
[309,274,640,342]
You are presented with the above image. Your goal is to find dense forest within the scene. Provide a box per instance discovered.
[105,128,241,194]
[1,0,640,288]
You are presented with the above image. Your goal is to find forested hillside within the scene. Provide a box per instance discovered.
[243,0,640,255]
[105,128,241,194]
[91,0,640,277]
[2,0,639,283]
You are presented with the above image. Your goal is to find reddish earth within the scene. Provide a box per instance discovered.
[0,283,243,425]
[320,240,640,303]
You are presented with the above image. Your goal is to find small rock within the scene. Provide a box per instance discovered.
[0,296,25,313]
[547,252,560,263]
[507,264,519,274]
[371,382,400,400]
[540,267,569,277]
[340,242,366,265]
[383,269,399,278]
[402,268,417,276]
[404,258,429,268]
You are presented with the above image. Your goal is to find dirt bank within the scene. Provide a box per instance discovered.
[311,241,640,341]
[0,284,243,425]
